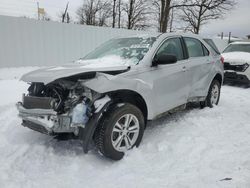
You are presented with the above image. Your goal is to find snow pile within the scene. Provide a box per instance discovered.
[222,52,250,63]
[0,68,250,188]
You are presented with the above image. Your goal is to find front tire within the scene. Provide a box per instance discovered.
[201,79,221,108]
[94,103,145,160]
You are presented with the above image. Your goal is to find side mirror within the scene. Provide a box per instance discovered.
[153,54,177,66]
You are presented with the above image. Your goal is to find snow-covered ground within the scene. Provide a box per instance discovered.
[0,68,250,188]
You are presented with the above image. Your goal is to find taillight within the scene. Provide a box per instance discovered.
[220,56,224,64]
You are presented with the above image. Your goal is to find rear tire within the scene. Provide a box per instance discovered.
[94,103,145,160]
[201,79,221,108]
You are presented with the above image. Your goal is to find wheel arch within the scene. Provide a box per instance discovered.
[203,73,223,100]
[201,73,222,108]
[106,89,148,123]
[213,73,223,85]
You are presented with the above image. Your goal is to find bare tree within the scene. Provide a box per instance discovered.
[112,0,117,27]
[179,0,236,34]
[76,6,85,24]
[76,0,112,26]
[76,0,100,25]
[124,0,149,30]
[111,0,124,28]
[153,0,186,33]
[152,0,194,33]
[159,0,172,33]
[117,0,122,28]
[98,2,113,26]
[151,1,161,31]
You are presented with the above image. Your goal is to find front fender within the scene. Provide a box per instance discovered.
[83,73,155,119]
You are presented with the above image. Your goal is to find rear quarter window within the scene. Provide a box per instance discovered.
[203,38,220,54]
[184,37,205,58]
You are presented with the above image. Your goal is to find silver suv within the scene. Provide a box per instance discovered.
[17,33,224,160]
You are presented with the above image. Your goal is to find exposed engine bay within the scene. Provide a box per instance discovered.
[18,76,111,137]
[26,80,95,114]
[16,61,131,139]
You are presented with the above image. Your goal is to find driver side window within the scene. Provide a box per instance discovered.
[156,38,184,61]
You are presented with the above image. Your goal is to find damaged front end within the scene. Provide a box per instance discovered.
[16,77,112,152]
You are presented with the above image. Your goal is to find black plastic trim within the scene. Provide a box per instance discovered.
[224,72,250,84]
[79,100,114,153]
[180,37,189,59]
[22,120,54,135]
[224,63,249,72]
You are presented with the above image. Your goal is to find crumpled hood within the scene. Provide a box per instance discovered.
[222,52,250,65]
[21,57,130,84]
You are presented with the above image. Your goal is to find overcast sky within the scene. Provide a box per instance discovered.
[0,0,249,37]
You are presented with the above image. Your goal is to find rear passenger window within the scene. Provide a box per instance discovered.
[156,38,184,60]
[184,37,205,57]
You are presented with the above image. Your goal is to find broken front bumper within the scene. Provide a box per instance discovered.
[16,100,113,153]
[16,102,76,135]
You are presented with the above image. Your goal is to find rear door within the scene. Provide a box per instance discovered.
[183,37,213,99]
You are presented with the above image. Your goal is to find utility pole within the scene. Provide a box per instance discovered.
[228,32,232,44]
[62,2,69,23]
[37,2,40,20]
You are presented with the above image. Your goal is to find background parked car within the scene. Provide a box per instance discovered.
[222,41,250,85]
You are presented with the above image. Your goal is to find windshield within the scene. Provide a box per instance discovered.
[223,43,250,53]
[83,37,156,65]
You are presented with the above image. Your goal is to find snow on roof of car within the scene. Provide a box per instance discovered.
[222,52,250,62]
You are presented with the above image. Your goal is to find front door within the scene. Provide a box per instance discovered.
[149,37,190,116]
